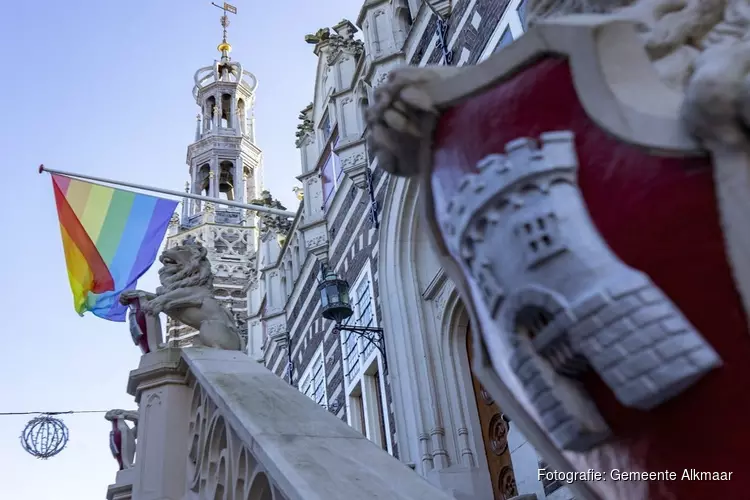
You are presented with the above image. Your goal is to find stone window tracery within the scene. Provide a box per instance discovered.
[479,0,527,61]
[197,164,210,196]
[358,94,370,138]
[237,97,247,135]
[321,134,344,210]
[220,93,232,128]
[204,96,216,132]
[292,242,301,279]
[394,0,413,45]
[320,112,332,143]
[342,269,377,383]
[279,274,287,304]
[284,260,294,298]
[299,347,327,405]
[340,266,390,453]
[218,161,235,201]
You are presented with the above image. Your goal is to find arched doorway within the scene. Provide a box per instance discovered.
[465,322,518,500]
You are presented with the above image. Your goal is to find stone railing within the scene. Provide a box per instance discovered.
[106,347,456,500]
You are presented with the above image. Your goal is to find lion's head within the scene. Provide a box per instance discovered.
[157,243,213,292]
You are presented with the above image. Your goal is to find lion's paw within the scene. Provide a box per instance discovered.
[366,66,462,177]
[142,301,162,316]
[119,290,139,305]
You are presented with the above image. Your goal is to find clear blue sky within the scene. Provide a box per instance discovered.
[0,1,358,497]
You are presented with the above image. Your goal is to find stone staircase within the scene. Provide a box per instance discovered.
[106,348,457,500]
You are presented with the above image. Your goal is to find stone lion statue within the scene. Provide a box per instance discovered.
[366,0,747,175]
[119,243,244,351]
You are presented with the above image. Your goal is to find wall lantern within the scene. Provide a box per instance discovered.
[318,266,387,372]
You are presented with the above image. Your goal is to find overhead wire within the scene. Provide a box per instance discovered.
[0,410,109,416]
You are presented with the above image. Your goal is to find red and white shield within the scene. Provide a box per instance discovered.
[413,17,748,500]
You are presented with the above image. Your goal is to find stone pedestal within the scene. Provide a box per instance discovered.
[106,468,136,500]
[126,349,191,500]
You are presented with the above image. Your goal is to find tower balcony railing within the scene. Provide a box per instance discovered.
[106,348,455,500]
[183,208,242,229]
[214,208,242,225]
[184,213,204,228]
[201,125,240,139]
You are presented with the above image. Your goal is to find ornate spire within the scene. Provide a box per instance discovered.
[211,2,237,60]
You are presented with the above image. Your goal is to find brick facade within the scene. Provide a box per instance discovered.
[258,0,527,478]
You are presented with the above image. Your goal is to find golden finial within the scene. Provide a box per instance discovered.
[211,2,237,56]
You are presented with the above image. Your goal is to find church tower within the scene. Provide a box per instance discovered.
[165,4,261,347]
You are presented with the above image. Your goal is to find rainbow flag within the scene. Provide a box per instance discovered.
[49,174,178,321]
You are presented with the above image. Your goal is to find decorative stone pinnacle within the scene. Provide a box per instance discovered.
[168,212,180,226]
[304,27,331,45]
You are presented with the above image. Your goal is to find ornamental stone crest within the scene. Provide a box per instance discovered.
[251,190,292,235]
[295,104,314,147]
[365,6,750,499]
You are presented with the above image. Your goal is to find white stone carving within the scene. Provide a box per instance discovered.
[105,409,138,471]
[375,71,390,87]
[323,20,364,65]
[440,132,721,451]
[366,65,465,177]
[306,235,327,248]
[434,286,449,321]
[338,142,370,189]
[341,152,366,169]
[120,243,245,351]
[267,324,288,344]
[186,381,285,500]
[123,292,164,354]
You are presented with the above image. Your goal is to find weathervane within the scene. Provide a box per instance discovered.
[211,2,237,46]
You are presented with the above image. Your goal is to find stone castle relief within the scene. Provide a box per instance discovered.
[365,1,750,498]
[441,131,720,450]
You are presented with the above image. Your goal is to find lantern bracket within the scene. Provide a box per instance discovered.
[332,324,387,373]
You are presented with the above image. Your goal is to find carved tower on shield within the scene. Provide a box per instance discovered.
[165,8,260,348]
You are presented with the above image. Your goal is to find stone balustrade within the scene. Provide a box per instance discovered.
[106,347,457,500]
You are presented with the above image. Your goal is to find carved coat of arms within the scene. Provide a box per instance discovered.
[368,13,750,500]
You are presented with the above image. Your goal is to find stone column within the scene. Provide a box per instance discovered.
[208,166,217,198]
[230,97,237,130]
[236,107,245,136]
[127,349,191,500]
[213,103,220,130]
[181,182,190,222]
[248,98,256,143]
[235,157,244,203]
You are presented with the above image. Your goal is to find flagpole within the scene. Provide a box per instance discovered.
[39,165,297,218]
